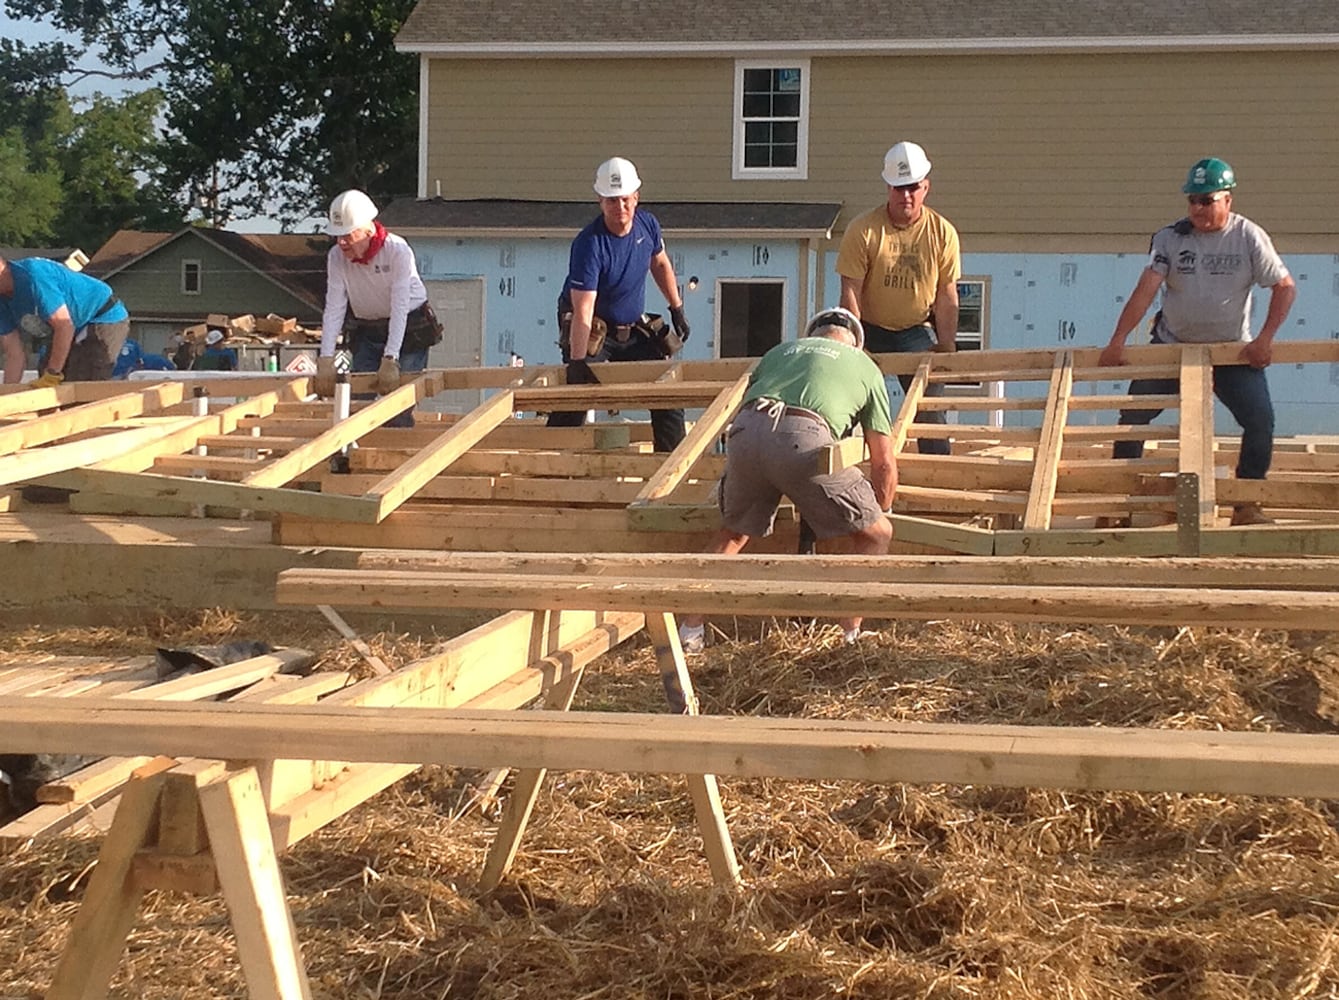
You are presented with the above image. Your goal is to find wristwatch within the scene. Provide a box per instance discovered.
[44,366,63,377]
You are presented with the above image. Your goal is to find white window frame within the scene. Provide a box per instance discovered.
[732,59,809,181]
[181,259,202,296]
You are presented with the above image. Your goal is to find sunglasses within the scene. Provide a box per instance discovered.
[892,182,924,193]
[1187,193,1229,207]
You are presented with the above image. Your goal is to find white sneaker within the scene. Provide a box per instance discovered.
[843,627,876,645]
[678,623,705,653]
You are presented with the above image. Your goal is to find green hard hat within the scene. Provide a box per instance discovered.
[1182,157,1237,194]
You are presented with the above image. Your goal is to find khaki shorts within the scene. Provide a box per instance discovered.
[719,405,884,539]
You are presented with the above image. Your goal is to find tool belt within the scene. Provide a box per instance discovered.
[558,311,682,359]
[91,294,122,323]
[557,313,613,357]
[346,302,443,354]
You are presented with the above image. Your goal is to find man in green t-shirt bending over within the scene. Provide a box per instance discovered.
[679,307,897,650]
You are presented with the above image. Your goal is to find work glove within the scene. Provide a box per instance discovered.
[375,356,401,395]
[565,358,600,385]
[669,304,690,345]
[313,356,337,397]
[29,369,64,389]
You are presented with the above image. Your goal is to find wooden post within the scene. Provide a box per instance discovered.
[644,613,739,886]
[477,655,587,891]
[198,767,312,1000]
[46,758,177,1000]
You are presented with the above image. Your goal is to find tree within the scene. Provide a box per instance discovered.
[0,36,184,249]
[7,0,421,229]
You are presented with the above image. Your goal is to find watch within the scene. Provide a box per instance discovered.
[45,366,63,377]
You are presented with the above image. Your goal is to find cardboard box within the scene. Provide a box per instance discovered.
[254,314,297,337]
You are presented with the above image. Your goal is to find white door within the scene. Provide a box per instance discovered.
[423,278,486,413]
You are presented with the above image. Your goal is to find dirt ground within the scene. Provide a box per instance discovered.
[4,611,1339,999]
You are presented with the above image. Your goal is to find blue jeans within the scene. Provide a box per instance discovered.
[1113,364,1273,480]
[350,338,428,429]
[548,329,686,453]
[862,323,949,456]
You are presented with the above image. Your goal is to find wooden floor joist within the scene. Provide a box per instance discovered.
[275,567,1339,630]
[5,699,1339,800]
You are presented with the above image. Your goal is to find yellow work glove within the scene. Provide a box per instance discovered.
[313,355,337,397]
[375,356,401,395]
[29,369,64,389]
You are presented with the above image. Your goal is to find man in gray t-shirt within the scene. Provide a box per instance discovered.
[1098,157,1296,526]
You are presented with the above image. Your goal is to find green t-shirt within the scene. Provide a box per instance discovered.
[743,337,892,439]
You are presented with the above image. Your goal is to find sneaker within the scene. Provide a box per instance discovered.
[843,627,877,645]
[1230,503,1273,527]
[678,622,705,653]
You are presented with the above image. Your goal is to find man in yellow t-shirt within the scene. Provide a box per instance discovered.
[836,140,960,455]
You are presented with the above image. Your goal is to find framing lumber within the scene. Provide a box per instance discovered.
[363,390,514,521]
[352,551,1339,591]
[1178,346,1218,527]
[240,382,421,488]
[9,700,1339,801]
[632,369,752,504]
[0,384,185,456]
[1022,351,1072,530]
[275,568,1339,630]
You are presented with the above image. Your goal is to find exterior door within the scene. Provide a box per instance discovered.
[715,279,785,358]
[423,277,486,412]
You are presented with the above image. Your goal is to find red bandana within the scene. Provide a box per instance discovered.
[353,221,388,265]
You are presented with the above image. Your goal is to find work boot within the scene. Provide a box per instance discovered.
[1230,503,1273,527]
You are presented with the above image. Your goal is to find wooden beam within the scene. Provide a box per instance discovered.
[1023,352,1072,531]
[9,700,1339,800]
[0,384,185,457]
[632,370,753,504]
[41,468,382,523]
[273,568,1339,630]
[1178,346,1217,527]
[240,382,420,488]
[198,767,313,1000]
[890,360,932,455]
[352,551,1339,591]
[0,418,199,487]
[45,759,177,1000]
[364,390,515,521]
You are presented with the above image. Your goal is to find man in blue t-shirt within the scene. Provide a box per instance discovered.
[547,156,692,452]
[0,256,130,386]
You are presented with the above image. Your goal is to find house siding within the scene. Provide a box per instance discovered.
[106,239,322,325]
[426,49,1339,244]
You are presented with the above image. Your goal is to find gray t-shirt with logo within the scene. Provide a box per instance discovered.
[1147,213,1289,344]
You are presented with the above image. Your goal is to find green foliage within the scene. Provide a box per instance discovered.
[0,128,63,244]
[6,0,421,229]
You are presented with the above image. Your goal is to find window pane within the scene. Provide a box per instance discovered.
[771,143,798,168]
[773,93,800,118]
[775,68,802,92]
[742,93,771,118]
[743,68,771,93]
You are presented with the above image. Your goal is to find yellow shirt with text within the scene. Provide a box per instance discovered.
[836,205,961,331]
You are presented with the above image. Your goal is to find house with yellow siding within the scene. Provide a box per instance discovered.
[386,0,1339,432]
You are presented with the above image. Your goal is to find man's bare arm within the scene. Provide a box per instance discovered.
[45,306,77,373]
[864,431,898,510]
[1,332,24,384]
[567,289,598,360]
[839,276,863,319]
[1100,268,1164,367]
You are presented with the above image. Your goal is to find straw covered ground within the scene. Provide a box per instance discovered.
[3,610,1339,999]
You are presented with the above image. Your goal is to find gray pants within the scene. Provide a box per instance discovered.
[64,318,130,381]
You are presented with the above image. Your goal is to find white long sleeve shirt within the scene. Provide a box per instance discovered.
[320,232,429,359]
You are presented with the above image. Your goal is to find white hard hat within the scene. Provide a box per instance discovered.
[881,141,932,186]
[204,329,225,346]
[804,306,865,350]
[593,157,642,198]
[325,189,379,236]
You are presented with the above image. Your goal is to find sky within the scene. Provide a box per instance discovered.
[2,8,314,233]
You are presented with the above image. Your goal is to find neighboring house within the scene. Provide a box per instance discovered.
[86,229,328,355]
[390,0,1339,432]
